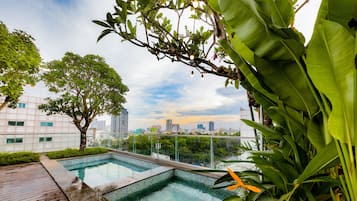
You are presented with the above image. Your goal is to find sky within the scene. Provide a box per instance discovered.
[0,0,321,130]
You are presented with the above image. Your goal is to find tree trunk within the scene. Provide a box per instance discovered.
[0,99,9,111]
[79,130,87,151]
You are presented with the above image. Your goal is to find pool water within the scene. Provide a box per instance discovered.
[65,158,149,188]
[121,178,233,201]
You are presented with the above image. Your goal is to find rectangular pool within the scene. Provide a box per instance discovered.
[66,158,149,187]
[60,153,158,188]
[120,178,233,201]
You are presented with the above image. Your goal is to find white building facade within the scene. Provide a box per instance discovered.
[0,96,79,152]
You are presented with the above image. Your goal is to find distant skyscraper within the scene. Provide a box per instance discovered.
[209,121,214,131]
[172,124,180,133]
[111,108,128,138]
[197,123,205,130]
[90,119,106,130]
[166,119,172,132]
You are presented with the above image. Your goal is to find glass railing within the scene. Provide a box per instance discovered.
[96,133,249,170]
[1,132,256,171]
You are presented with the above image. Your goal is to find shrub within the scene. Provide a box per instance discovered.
[46,147,108,159]
[0,152,40,166]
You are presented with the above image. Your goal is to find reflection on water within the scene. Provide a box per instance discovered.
[68,159,147,188]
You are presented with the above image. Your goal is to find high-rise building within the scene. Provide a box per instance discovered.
[111,108,128,138]
[171,124,180,133]
[197,123,205,130]
[209,121,214,131]
[0,95,79,152]
[90,119,106,130]
[166,119,172,132]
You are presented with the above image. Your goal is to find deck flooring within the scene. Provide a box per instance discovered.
[0,163,68,201]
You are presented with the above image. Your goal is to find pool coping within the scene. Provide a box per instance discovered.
[97,166,174,196]
[108,149,224,179]
[40,155,106,201]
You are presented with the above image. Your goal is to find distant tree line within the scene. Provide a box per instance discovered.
[124,135,241,166]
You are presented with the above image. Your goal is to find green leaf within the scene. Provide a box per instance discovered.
[127,20,135,35]
[315,0,357,30]
[306,116,328,152]
[207,0,220,12]
[306,20,356,142]
[106,12,114,26]
[218,0,302,61]
[268,0,294,28]
[234,79,239,89]
[241,119,282,140]
[295,141,338,184]
[220,39,278,103]
[225,78,229,87]
[97,29,112,42]
[92,20,111,28]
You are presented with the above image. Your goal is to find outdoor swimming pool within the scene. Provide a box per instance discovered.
[59,153,234,201]
[65,158,149,187]
[60,153,158,188]
[120,178,233,201]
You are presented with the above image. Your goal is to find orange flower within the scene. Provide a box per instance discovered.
[227,168,261,193]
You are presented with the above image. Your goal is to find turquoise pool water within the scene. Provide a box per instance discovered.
[121,178,233,201]
[65,158,149,188]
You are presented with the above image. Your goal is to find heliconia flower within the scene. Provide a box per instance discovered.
[227,168,261,193]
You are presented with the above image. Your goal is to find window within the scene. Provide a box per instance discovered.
[6,138,14,143]
[40,122,54,127]
[6,138,23,144]
[39,137,52,142]
[15,138,23,143]
[17,103,26,108]
[8,121,24,126]
[8,121,16,126]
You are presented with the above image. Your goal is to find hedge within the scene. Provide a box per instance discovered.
[46,147,108,159]
[0,152,40,166]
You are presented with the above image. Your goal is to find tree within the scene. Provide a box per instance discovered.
[39,52,129,151]
[95,0,357,199]
[0,21,41,110]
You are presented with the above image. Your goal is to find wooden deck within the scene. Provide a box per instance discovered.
[0,163,68,201]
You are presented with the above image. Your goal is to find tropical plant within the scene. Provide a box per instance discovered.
[0,21,41,110]
[94,0,356,199]
[39,52,129,151]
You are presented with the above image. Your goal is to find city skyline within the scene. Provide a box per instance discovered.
[0,0,321,130]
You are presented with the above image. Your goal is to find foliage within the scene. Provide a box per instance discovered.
[0,152,40,166]
[46,147,108,159]
[95,0,357,200]
[0,21,41,110]
[39,52,129,150]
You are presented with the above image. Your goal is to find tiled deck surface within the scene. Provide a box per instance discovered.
[0,163,68,201]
